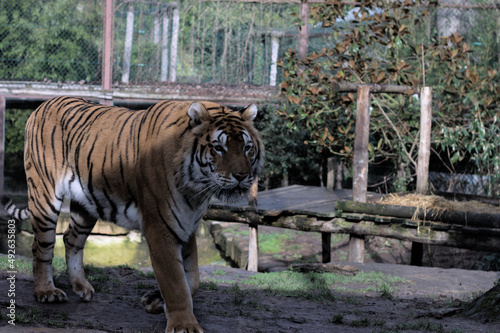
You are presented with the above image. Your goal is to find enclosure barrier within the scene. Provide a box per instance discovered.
[206,83,436,271]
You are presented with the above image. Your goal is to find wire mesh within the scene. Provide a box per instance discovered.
[0,0,498,86]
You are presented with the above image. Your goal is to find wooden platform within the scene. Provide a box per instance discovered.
[205,185,500,270]
[212,185,382,214]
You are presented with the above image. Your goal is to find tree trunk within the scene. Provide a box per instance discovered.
[464,283,500,322]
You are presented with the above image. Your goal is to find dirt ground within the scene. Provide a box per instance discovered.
[0,258,499,333]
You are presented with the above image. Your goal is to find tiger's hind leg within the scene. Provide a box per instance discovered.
[29,196,67,302]
[63,200,98,301]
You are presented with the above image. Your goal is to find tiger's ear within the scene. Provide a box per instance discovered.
[188,102,211,127]
[241,104,258,122]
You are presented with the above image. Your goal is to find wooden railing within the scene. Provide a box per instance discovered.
[205,82,437,271]
[204,198,500,270]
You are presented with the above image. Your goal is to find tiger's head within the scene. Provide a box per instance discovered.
[181,102,264,204]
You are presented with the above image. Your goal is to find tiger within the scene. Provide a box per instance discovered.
[1,96,264,333]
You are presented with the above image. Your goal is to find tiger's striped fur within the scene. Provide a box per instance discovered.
[1,96,264,333]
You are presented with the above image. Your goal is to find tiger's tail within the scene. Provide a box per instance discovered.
[1,195,30,220]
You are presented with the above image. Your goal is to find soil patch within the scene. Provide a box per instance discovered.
[1,262,499,332]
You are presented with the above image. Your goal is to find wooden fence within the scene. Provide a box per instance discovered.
[206,83,436,271]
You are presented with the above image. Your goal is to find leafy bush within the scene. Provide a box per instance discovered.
[278,0,499,195]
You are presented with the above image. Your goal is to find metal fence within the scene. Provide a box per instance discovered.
[0,0,498,86]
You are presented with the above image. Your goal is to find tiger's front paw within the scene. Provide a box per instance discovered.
[141,290,164,314]
[71,279,95,301]
[166,312,204,333]
[166,321,205,333]
[35,287,68,303]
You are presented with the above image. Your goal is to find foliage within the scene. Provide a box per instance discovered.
[428,33,500,196]
[4,109,32,172]
[256,105,322,188]
[0,0,101,83]
[279,0,499,194]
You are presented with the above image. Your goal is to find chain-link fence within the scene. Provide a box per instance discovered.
[0,0,498,86]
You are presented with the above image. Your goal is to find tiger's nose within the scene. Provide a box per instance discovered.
[233,172,248,182]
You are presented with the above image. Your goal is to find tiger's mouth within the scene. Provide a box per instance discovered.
[216,184,250,203]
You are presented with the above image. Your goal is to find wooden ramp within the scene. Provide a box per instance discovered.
[214,185,382,214]
[205,185,500,271]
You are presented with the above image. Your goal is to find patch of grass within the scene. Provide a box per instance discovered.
[84,264,111,284]
[230,283,246,306]
[60,311,69,320]
[84,264,105,275]
[84,320,93,328]
[200,280,219,291]
[331,313,344,324]
[392,319,465,333]
[0,254,32,274]
[137,269,156,279]
[135,282,154,290]
[17,307,42,324]
[212,268,226,276]
[378,282,394,300]
[350,317,371,327]
[258,232,293,254]
[52,256,67,272]
[241,270,407,302]
[46,319,66,328]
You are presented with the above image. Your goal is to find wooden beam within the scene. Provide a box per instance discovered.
[333,82,417,94]
[335,200,500,228]
[204,207,500,252]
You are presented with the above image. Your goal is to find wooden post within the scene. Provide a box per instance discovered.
[248,225,258,271]
[411,242,423,266]
[336,160,343,190]
[169,3,180,82]
[101,0,114,105]
[269,32,281,86]
[416,87,432,194]
[321,233,331,263]
[160,8,170,82]
[122,2,134,84]
[352,86,371,202]
[247,177,259,271]
[413,87,432,266]
[348,86,371,263]
[298,0,309,60]
[326,157,335,191]
[0,96,5,193]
